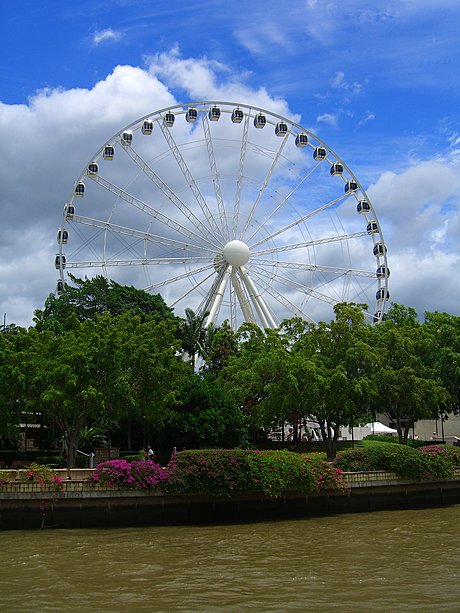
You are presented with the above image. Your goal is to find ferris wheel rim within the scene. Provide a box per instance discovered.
[56,101,390,326]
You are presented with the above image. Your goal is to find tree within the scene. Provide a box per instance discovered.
[34,274,176,331]
[0,325,33,438]
[179,308,209,368]
[370,308,450,443]
[218,324,319,442]
[158,374,247,449]
[299,303,377,458]
[423,311,460,414]
[30,312,187,467]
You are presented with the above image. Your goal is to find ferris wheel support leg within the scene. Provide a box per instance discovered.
[231,268,255,324]
[239,268,276,329]
[206,267,231,327]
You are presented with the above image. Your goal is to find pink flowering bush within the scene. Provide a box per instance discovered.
[19,463,63,491]
[90,459,168,490]
[89,451,346,498]
[307,456,346,493]
[166,449,345,498]
[165,449,256,496]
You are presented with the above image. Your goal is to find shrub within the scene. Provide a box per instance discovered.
[0,470,16,487]
[165,449,256,496]
[334,444,456,480]
[166,450,345,498]
[307,456,347,493]
[445,446,460,468]
[88,451,346,498]
[418,445,454,478]
[90,459,168,490]
[18,463,62,490]
[363,434,400,444]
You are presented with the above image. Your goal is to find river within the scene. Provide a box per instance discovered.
[1,506,459,612]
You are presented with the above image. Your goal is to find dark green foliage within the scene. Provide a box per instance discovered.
[162,375,247,449]
[165,449,257,496]
[363,435,400,444]
[246,450,317,498]
[34,274,176,332]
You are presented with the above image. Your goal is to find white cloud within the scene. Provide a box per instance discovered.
[367,157,460,314]
[316,112,338,127]
[93,28,122,46]
[1,50,459,330]
[359,111,375,125]
[331,71,363,94]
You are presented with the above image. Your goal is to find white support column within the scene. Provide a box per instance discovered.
[238,268,273,329]
[206,266,231,327]
[231,268,255,324]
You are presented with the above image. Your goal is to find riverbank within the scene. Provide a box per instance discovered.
[1,470,460,530]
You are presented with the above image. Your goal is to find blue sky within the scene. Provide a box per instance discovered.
[1,0,459,326]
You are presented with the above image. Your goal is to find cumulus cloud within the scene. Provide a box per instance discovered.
[367,157,460,314]
[0,50,459,329]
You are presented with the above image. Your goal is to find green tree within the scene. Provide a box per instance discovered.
[218,323,319,442]
[370,307,450,443]
[30,312,186,466]
[159,374,247,449]
[0,325,35,439]
[423,311,460,414]
[179,308,209,368]
[34,274,176,331]
[301,303,377,458]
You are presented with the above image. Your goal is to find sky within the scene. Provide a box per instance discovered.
[1,0,460,328]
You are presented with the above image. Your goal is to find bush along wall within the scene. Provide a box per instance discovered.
[334,444,460,480]
[89,450,345,498]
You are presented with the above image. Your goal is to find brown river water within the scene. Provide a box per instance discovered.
[1,506,459,612]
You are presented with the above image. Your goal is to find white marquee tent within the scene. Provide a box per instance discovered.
[365,422,398,435]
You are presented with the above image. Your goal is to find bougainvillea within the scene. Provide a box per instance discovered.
[89,450,346,498]
[90,459,168,490]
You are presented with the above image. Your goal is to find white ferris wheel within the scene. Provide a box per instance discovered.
[56,101,389,329]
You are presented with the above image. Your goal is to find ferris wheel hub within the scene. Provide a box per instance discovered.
[223,240,250,267]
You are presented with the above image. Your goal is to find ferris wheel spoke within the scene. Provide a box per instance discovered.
[170,269,217,308]
[232,112,250,237]
[254,258,376,278]
[251,263,345,307]
[66,256,211,269]
[253,261,375,321]
[249,269,315,324]
[202,114,230,238]
[120,141,221,247]
[88,174,219,250]
[240,134,289,239]
[249,192,351,249]
[67,221,105,261]
[158,120,226,243]
[142,263,215,292]
[245,163,321,244]
[252,231,369,258]
[71,214,216,255]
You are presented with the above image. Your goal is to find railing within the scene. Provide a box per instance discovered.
[76,449,95,468]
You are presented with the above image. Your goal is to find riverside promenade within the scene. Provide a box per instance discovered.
[1,469,460,530]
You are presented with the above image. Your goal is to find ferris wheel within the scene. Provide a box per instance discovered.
[56,101,389,329]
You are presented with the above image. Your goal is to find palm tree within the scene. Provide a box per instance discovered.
[180,308,209,368]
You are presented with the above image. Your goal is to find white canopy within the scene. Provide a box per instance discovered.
[365,422,398,435]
